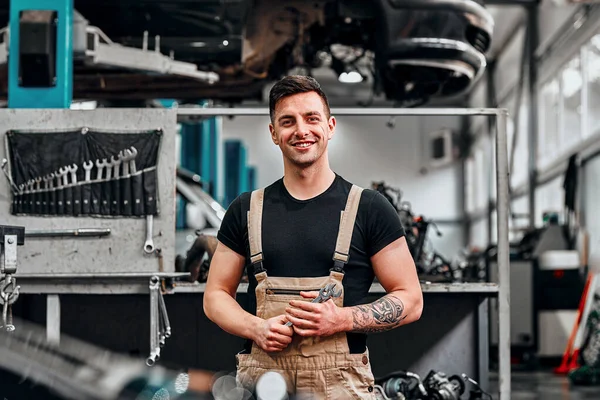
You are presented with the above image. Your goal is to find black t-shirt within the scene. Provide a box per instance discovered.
[217,174,405,353]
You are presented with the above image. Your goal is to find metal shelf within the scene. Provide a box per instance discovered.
[172,281,499,295]
[15,272,190,279]
[14,272,190,295]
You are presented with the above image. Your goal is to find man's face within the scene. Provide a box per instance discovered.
[269,91,336,168]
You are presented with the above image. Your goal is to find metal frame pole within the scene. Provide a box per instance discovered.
[527,4,539,230]
[177,107,504,117]
[496,111,511,400]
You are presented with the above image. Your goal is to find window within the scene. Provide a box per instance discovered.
[561,55,582,149]
[475,136,492,211]
[586,34,600,138]
[538,79,560,169]
[503,94,530,190]
[512,99,530,189]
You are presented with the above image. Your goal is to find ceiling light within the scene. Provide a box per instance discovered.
[338,71,363,84]
[190,42,206,47]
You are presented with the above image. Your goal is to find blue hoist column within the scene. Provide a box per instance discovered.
[178,116,223,228]
[223,139,257,207]
[8,0,73,108]
[179,118,220,198]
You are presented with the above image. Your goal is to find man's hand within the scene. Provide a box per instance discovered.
[285,291,349,337]
[252,315,294,353]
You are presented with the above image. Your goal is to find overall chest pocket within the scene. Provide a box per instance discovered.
[265,288,322,303]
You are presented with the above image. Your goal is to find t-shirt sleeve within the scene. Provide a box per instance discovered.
[217,194,247,257]
[366,191,406,257]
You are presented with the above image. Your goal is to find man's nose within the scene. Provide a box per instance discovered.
[295,120,310,137]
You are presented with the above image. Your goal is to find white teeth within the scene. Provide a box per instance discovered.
[296,143,311,148]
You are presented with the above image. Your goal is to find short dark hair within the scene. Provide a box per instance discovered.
[268,75,331,122]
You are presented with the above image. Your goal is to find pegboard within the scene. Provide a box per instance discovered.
[0,109,177,278]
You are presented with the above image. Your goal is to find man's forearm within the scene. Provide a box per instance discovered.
[344,292,416,334]
[204,289,261,340]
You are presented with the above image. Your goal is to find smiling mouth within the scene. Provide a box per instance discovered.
[292,142,314,148]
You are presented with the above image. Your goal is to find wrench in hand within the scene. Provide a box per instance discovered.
[284,283,342,327]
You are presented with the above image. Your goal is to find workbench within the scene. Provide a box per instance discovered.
[11,280,498,392]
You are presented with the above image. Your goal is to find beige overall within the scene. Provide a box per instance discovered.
[236,185,377,400]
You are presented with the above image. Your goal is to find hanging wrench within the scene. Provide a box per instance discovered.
[95,158,107,180]
[144,215,155,254]
[34,177,42,213]
[68,164,78,185]
[129,146,138,173]
[111,155,121,178]
[42,174,51,213]
[59,166,69,187]
[110,155,122,214]
[81,160,94,214]
[120,149,132,176]
[83,160,93,182]
[60,165,73,213]
[68,164,80,214]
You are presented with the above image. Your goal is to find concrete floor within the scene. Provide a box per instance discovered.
[489,371,600,399]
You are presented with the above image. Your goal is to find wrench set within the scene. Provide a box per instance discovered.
[8,146,157,217]
[5,127,162,219]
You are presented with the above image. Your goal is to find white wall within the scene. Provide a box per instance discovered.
[583,155,600,273]
[222,114,466,258]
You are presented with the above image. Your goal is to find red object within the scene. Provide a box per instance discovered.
[554,274,592,374]
[553,270,565,279]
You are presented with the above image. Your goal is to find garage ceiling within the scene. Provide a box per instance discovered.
[0,0,529,107]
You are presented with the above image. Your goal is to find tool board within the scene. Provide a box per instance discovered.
[0,108,178,278]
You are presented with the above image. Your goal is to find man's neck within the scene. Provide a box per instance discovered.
[283,163,336,201]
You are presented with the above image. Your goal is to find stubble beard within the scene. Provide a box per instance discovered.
[284,143,324,169]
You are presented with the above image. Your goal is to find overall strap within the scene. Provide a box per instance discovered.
[332,184,363,273]
[247,188,266,275]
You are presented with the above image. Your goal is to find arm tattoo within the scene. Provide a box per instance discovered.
[350,295,408,333]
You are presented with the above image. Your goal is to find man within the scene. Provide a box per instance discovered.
[204,75,423,399]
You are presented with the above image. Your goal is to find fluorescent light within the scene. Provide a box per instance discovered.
[338,71,363,84]
[190,42,206,47]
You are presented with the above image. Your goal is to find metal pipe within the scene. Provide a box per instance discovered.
[176,107,505,118]
[527,5,539,230]
[25,228,111,238]
[46,295,61,345]
[486,62,498,247]
[495,111,511,400]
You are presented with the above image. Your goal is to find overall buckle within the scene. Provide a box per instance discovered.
[330,259,346,273]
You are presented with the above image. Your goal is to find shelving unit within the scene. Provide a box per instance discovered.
[176,106,511,400]
[172,281,500,295]
[2,107,510,400]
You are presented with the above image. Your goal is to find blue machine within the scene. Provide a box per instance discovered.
[8,0,73,108]
[224,139,253,207]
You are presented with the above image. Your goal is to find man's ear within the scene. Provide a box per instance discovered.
[327,116,337,140]
[269,123,279,145]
